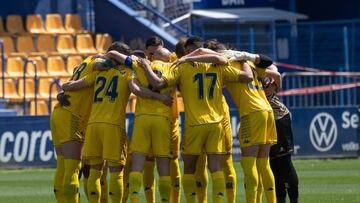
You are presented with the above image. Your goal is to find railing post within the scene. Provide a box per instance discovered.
[0,39,5,99]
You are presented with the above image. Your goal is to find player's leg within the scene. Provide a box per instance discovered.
[143,156,156,203]
[170,128,181,203]
[170,158,181,203]
[50,109,66,203]
[60,111,85,203]
[108,163,125,203]
[81,163,90,200]
[129,116,152,203]
[256,173,263,203]
[222,115,236,203]
[100,164,108,203]
[257,144,276,203]
[87,160,104,203]
[103,126,128,203]
[241,145,259,203]
[153,116,172,202]
[270,157,286,203]
[206,123,227,203]
[122,151,132,203]
[129,153,146,203]
[281,154,299,203]
[182,154,199,203]
[195,154,208,203]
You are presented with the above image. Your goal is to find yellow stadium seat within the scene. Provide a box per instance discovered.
[6,15,25,34]
[26,14,46,33]
[45,14,65,33]
[0,16,10,35]
[38,78,59,99]
[76,33,97,53]
[47,56,68,76]
[27,56,47,76]
[18,78,37,99]
[0,36,16,56]
[37,34,58,54]
[16,35,36,54]
[96,33,112,53]
[30,100,49,115]
[65,14,83,33]
[66,55,83,74]
[3,78,20,99]
[6,57,24,77]
[57,34,76,53]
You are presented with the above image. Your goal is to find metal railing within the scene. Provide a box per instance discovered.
[0,39,5,99]
[119,0,191,38]
[22,59,39,115]
[280,72,360,108]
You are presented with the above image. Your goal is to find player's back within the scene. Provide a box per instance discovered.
[225,61,272,117]
[134,60,174,118]
[62,56,97,119]
[169,62,237,126]
[88,66,132,129]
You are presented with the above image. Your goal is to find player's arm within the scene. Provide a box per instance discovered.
[178,54,228,65]
[138,58,169,89]
[62,72,97,91]
[239,62,254,83]
[128,79,172,106]
[263,64,281,90]
[61,79,89,91]
[186,48,221,57]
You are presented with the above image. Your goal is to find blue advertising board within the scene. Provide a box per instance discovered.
[193,0,290,10]
[0,107,358,167]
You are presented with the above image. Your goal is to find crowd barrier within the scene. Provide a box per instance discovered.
[0,107,358,167]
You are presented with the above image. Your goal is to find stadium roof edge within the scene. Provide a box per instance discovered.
[191,7,308,22]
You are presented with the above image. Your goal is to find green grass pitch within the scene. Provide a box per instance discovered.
[0,158,359,203]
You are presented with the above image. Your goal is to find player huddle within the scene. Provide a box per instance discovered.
[50,36,298,203]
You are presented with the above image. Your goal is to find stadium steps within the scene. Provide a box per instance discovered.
[100,0,190,47]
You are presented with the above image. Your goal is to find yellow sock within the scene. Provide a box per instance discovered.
[87,169,102,203]
[256,175,263,203]
[222,154,237,203]
[182,174,197,203]
[143,160,156,203]
[54,155,66,203]
[109,171,124,203]
[241,157,258,203]
[170,159,181,203]
[63,159,81,203]
[159,176,171,202]
[211,171,226,203]
[122,158,132,203]
[256,158,276,203]
[129,171,143,203]
[195,154,208,203]
[100,167,108,203]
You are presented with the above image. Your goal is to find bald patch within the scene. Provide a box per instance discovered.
[153,47,172,62]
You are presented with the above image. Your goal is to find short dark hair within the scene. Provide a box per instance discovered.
[175,38,187,58]
[184,36,203,49]
[107,41,131,55]
[131,50,146,58]
[145,36,164,49]
[204,39,226,52]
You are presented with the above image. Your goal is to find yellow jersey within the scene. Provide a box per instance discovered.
[131,60,175,119]
[163,62,240,126]
[62,56,98,121]
[225,61,272,117]
[170,52,178,63]
[83,66,132,128]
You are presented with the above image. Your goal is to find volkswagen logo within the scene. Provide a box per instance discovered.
[309,112,337,152]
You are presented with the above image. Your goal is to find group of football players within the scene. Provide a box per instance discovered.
[50,35,299,203]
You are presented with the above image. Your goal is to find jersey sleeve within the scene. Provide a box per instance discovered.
[221,64,241,82]
[163,64,180,87]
